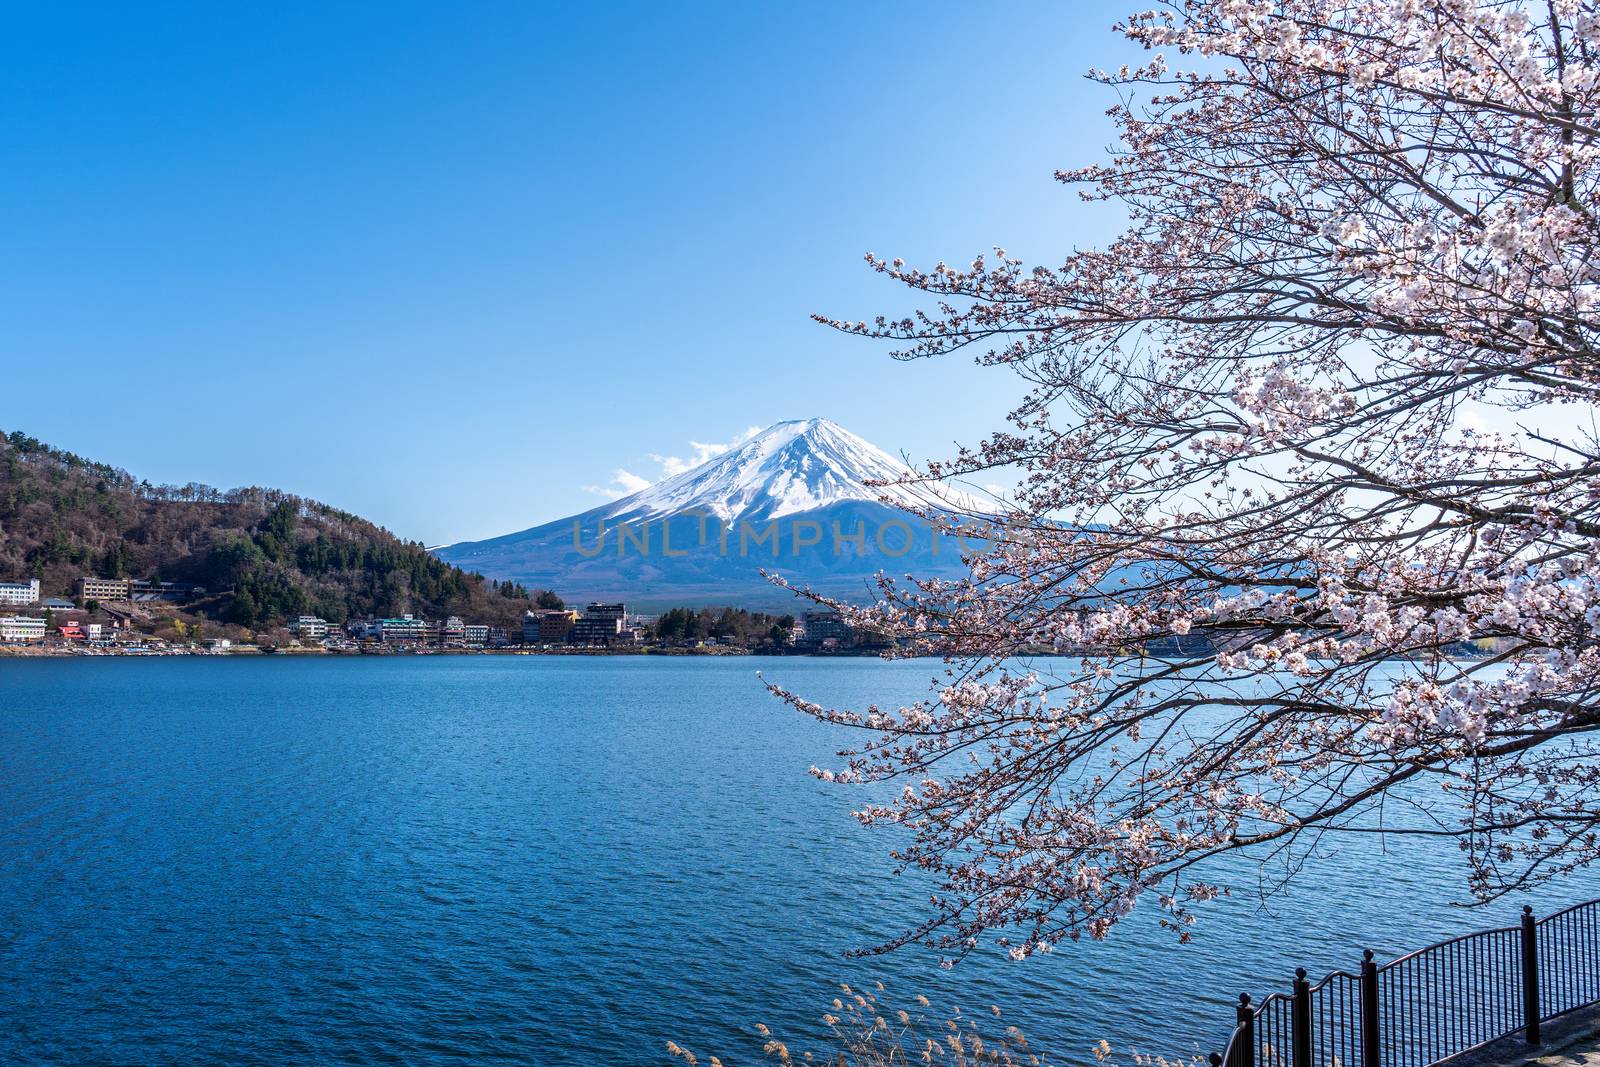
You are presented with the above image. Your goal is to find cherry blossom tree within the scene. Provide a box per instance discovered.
[779,0,1600,962]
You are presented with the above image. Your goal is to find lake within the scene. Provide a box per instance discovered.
[1,656,1594,1065]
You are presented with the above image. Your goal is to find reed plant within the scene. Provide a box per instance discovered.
[666,981,1197,1067]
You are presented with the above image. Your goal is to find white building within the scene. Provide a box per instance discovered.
[377,615,429,643]
[0,615,47,642]
[288,615,330,638]
[0,578,40,607]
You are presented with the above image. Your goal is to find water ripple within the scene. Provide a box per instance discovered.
[0,656,1594,1065]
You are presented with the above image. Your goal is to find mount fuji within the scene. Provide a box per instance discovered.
[433,419,993,611]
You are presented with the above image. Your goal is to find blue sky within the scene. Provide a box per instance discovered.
[0,2,1140,545]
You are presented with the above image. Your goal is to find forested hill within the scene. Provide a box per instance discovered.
[0,429,542,629]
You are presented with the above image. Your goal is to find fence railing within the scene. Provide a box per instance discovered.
[1210,901,1600,1067]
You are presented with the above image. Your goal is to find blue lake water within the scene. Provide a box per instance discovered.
[1,656,1595,1065]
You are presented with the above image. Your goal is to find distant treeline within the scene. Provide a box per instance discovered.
[650,605,795,646]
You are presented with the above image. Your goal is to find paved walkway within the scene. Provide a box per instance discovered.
[1457,1007,1600,1067]
[1527,1034,1600,1067]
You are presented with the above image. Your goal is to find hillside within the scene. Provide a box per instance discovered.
[0,429,544,630]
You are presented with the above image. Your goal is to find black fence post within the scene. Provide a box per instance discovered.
[1293,968,1312,1067]
[1233,993,1255,1067]
[1521,906,1541,1046]
[1361,950,1381,1067]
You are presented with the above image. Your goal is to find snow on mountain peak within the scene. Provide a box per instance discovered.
[601,418,990,521]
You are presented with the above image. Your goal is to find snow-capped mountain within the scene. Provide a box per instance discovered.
[592,418,988,523]
[434,418,991,611]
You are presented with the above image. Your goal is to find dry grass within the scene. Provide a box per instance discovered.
[666,981,1206,1067]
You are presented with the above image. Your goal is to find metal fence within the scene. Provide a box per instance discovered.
[1212,901,1600,1067]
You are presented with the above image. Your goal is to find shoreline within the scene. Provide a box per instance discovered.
[0,644,911,659]
[0,645,1494,662]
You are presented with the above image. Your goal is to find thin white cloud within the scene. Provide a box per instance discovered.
[585,426,762,497]
[649,426,762,478]
[612,469,652,493]
[582,468,654,500]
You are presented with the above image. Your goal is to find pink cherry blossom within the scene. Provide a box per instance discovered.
[779,0,1600,961]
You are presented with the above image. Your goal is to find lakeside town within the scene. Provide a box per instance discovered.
[0,573,867,656]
